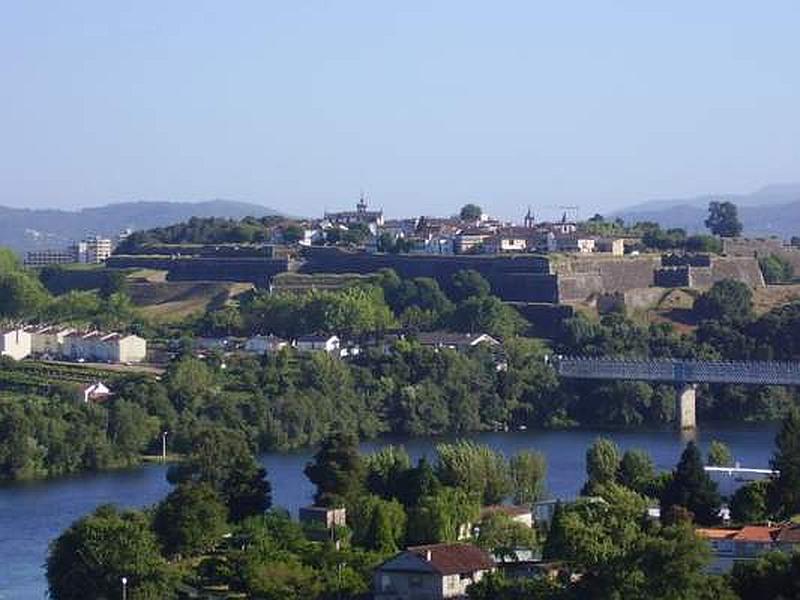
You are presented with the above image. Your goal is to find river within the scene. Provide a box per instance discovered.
[0,422,778,599]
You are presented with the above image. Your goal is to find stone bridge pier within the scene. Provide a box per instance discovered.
[676,383,697,430]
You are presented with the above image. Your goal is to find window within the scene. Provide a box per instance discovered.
[410,575,423,588]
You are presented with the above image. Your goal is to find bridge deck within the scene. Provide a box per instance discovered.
[555,357,800,386]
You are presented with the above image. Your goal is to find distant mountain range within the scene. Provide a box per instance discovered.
[0,200,282,254]
[612,184,800,238]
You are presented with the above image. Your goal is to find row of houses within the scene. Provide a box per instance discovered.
[198,331,501,359]
[0,325,147,363]
[265,196,626,257]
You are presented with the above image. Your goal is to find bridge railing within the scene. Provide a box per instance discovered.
[554,356,800,386]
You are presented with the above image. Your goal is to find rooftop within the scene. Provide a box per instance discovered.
[407,543,496,575]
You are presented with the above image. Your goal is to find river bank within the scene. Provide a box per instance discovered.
[0,422,779,599]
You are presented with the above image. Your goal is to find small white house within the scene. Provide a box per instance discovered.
[80,381,112,403]
[295,334,340,354]
[0,328,32,361]
[244,334,289,355]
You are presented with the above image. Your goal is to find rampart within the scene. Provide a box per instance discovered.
[551,256,659,302]
[107,255,291,286]
[298,248,560,302]
[106,249,764,304]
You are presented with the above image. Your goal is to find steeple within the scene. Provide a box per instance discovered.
[357,191,368,213]
[524,206,535,228]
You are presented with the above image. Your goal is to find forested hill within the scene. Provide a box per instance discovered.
[0,200,283,254]
[612,184,800,238]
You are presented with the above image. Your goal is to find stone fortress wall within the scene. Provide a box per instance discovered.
[108,248,764,305]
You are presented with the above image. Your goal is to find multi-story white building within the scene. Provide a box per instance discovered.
[24,249,77,267]
[62,331,147,363]
[75,236,113,264]
[26,325,75,355]
[0,328,32,361]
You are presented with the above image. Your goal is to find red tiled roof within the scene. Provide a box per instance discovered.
[408,543,495,575]
[733,526,779,543]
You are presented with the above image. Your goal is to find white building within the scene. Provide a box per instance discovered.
[295,334,340,354]
[63,331,147,363]
[24,249,77,267]
[75,236,113,264]
[0,328,32,361]
[27,325,75,356]
[80,381,112,403]
[245,334,289,354]
[374,543,496,600]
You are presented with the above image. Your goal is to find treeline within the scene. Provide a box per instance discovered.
[115,215,288,251]
[6,279,800,481]
[199,267,528,339]
[47,412,800,600]
[46,432,544,599]
[0,248,140,330]
[472,409,800,600]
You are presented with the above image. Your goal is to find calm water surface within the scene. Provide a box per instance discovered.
[0,423,777,599]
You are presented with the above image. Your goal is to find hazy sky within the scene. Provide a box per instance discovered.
[1,1,799,219]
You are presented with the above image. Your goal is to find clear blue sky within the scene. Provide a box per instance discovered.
[1,1,799,219]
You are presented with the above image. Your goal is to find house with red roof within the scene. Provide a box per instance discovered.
[374,543,496,599]
[696,523,800,573]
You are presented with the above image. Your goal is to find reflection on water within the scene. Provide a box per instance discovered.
[0,422,777,599]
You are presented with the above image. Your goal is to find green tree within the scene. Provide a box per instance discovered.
[449,296,527,338]
[451,269,491,302]
[730,551,800,600]
[166,357,217,412]
[351,494,407,552]
[770,407,800,517]
[694,279,754,324]
[435,440,512,505]
[47,505,174,600]
[760,254,795,284]
[584,438,621,493]
[153,483,228,557]
[167,427,271,522]
[705,200,743,237]
[460,203,483,221]
[730,480,770,523]
[509,450,547,504]
[108,400,159,463]
[364,445,411,499]
[618,449,656,496]
[304,431,365,508]
[407,486,480,544]
[0,270,49,317]
[660,442,721,525]
[706,440,734,467]
[475,512,537,559]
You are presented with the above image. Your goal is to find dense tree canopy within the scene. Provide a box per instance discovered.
[705,201,743,237]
